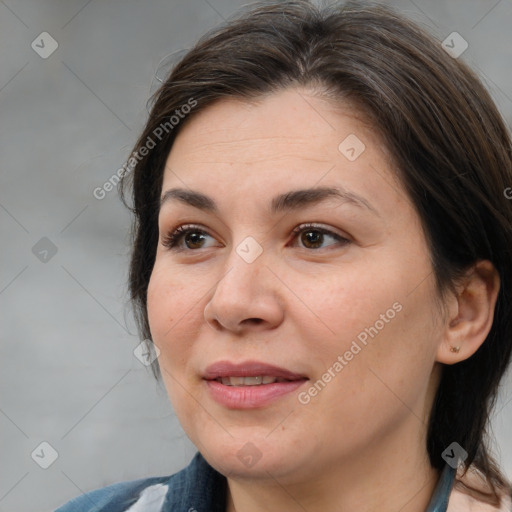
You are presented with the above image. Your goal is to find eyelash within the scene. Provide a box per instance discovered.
[161,223,350,251]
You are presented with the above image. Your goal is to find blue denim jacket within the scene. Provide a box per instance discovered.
[54,451,455,512]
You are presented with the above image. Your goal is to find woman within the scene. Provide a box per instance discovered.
[55,1,512,510]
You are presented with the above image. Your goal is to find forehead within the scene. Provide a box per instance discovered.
[162,87,406,216]
[167,88,381,164]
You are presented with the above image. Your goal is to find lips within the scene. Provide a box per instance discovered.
[202,360,309,408]
[202,361,307,409]
[202,360,308,382]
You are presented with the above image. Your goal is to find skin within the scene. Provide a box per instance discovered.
[146,87,500,512]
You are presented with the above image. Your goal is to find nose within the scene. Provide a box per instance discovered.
[203,246,285,334]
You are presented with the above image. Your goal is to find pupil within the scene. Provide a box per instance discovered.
[302,230,322,248]
[186,232,204,248]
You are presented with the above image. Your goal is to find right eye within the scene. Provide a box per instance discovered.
[161,224,220,251]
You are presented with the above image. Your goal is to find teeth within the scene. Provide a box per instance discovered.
[218,376,289,386]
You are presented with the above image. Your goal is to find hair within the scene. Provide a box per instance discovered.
[119,0,512,503]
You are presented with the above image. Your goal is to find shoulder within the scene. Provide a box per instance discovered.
[447,465,512,512]
[54,452,227,512]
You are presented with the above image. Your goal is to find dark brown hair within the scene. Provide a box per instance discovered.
[119,0,512,502]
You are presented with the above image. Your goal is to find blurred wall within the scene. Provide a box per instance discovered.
[1,1,511,510]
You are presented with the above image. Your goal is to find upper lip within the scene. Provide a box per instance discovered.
[203,360,308,381]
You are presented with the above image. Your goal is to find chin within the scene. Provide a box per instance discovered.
[197,431,306,480]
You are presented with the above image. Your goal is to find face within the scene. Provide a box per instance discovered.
[147,87,445,484]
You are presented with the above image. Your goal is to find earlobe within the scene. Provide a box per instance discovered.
[436,260,500,365]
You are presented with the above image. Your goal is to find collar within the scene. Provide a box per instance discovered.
[163,451,226,511]
[426,464,457,512]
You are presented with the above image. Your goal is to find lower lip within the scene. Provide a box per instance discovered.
[205,379,307,409]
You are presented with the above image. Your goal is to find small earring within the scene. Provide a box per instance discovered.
[450,346,461,353]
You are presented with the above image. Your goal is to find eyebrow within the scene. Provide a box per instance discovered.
[159,186,379,216]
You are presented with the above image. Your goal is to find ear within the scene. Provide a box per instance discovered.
[436,260,500,365]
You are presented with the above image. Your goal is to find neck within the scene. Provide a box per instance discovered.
[225,419,441,512]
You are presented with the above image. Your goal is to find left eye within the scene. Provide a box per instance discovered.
[161,223,350,251]
[290,224,350,250]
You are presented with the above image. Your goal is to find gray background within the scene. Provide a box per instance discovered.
[1,0,511,511]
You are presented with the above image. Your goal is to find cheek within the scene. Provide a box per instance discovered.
[146,265,191,379]
[146,260,214,379]
[147,266,197,413]
[147,262,192,339]
[303,251,438,385]
[299,263,394,340]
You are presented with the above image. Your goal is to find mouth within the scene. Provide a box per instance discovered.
[203,359,308,383]
[212,375,299,386]
[202,360,309,408]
